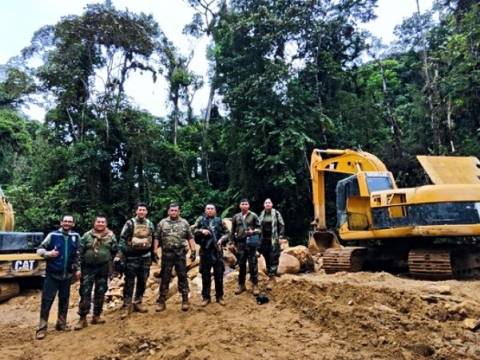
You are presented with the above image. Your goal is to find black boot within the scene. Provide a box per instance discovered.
[181,294,190,311]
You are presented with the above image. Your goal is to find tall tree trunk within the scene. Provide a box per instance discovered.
[173,93,179,146]
[201,85,215,184]
[416,0,441,152]
[376,59,402,155]
[446,95,455,152]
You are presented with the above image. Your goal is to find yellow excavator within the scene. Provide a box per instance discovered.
[310,149,480,279]
[0,186,45,301]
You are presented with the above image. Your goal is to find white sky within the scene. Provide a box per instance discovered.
[0,0,433,121]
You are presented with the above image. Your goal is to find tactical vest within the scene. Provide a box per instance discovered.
[129,218,153,250]
[46,230,79,274]
[160,218,190,249]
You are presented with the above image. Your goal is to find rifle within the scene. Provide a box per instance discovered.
[208,222,222,252]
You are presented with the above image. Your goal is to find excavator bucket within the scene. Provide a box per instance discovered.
[417,155,480,185]
[308,230,341,254]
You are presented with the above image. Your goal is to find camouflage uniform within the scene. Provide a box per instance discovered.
[231,211,261,287]
[193,215,229,301]
[78,229,117,317]
[155,217,193,303]
[119,217,155,306]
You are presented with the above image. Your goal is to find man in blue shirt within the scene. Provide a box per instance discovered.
[35,215,81,340]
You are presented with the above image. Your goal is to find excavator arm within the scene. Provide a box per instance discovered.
[0,187,14,232]
[310,149,389,230]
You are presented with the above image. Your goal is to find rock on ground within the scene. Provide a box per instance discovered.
[278,253,301,274]
[282,246,315,272]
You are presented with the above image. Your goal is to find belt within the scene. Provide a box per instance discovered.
[126,252,151,260]
[163,246,186,251]
[82,261,110,267]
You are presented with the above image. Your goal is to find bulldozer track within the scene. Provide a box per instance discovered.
[323,247,367,274]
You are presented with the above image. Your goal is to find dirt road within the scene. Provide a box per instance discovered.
[1,270,480,360]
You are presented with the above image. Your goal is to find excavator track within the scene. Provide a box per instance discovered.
[408,248,480,280]
[408,249,453,280]
[323,247,367,274]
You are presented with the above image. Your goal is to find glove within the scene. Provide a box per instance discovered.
[189,251,196,262]
[72,270,81,283]
[113,256,125,275]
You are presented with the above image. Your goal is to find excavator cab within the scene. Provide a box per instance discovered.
[336,172,395,231]
[336,175,359,228]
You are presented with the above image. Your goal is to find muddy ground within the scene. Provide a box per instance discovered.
[1,268,480,360]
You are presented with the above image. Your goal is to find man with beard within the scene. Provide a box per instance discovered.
[35,215,81,340]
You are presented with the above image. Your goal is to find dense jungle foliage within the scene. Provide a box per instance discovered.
[1,0,479,242]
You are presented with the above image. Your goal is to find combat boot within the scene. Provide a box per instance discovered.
[35,328,47,340]
[201,298,211,307]
[133,303,148,313]
[120,304,133,319]
[55,314,71,331]
[181,295,190,311]
[91,315,106,325]
[252,284,260,296]
[235,284,246,295]
[216,297,226,306]
[55,323,71,331]
[156,300,166,312]
[74,316,88,330]
[266,276,276,291]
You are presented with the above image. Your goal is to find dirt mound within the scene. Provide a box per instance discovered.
[271,274,480,359]
[1,271,479,360]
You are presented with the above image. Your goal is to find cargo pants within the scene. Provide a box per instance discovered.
[236,240,258,286]
[123,255,151,305]
[158,247,189,302]
[78,263,109,316]
[200,248,224,300]
[259,237,280,276]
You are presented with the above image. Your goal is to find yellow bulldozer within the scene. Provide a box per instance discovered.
[310,149,480,279]
[0,186,45,301]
